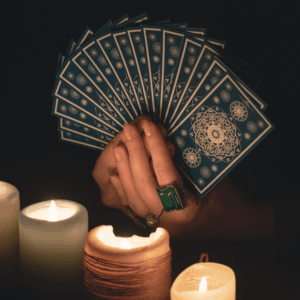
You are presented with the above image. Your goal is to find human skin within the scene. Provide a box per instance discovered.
[93,116,274,241]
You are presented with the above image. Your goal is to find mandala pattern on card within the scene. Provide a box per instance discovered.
[90,49,98,57]
[61,88,69,96]
[211,77,218,85]
[76,75,87,86]
[213,96,220,104]
[138,43,145,54]
[175,136,185,148]
[85,86,93,93]
[188,46,196,54]
[184,66,190,74]
[197,72,203,79]
[103,41,112,49]
[197,178,205,186]
[229,101,248,122]
[98,55,108,66]
[202,62,209,71]
[200,166,211,178]
[168,58,175,66]
[224,82,233,91]
[140,56,146,64]
[188,56,196,66]
[116,62,123,69]
[152,42,161,54]
[170,46,180,57]
[70,90,80,99]
[119,37,128,46]
[80,112,86,119]
[79,57,88,66]
[167,35,176,44]
[125,45,133,56]
[111,48,120,60]
[182,147,202,168]
[69,106,78,114]
[214,68,222,76]
[204,52,213,61]
[88,64,97,74]
[189,106,242,163]
[205,84,211,91]
[181,129,188,137]
[96,75,102,82]
[81,99,88,106]
[65,120,71,126]
[246,121,257,133]
[153,55,160,63]
[244,132,251,140]
[148,33,157,41]
[133,35,141,43]
[105,68,112,75]
[220,90,231,102]
[211,164,218,172]
[60,104,67,112]
[67,72,75,80]
[257,120,265,129]
[128,59,135,66]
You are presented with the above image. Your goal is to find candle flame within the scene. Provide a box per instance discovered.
[120,238,132,249]
[49,200,58,222]
[199,276,207,292]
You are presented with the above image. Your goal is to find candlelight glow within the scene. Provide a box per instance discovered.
[120,238,132,249]
[49,200,58,222]
[199,276,207,292]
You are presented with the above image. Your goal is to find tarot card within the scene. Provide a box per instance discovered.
[113,30,149,116]
[54,50,134,125]
[160,29,185,123]
[52,96,116,140]
[169,56,269,131]
[167,73,274,198]
[142,25,163,123]
[167,42,219,130]
[95,14,130,35]
[93,33,140,118]
[163,37,204,127]
[59,131,105,151]
[57,118,110,146]
[53,78,124,131]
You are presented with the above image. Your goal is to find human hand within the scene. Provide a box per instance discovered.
[101,118,202,237]
[92,116,175,211]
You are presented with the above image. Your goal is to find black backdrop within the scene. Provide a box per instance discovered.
[1,0,299,298]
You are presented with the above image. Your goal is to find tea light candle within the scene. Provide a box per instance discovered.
[0,181,20,288]
[19,200,88,300]
[83,225,172,300]
[170,262,236,300]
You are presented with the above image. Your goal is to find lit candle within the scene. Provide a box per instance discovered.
[0,181,20,289]
[83,225,172,300]
[170,262,236,300]
[19,199,88,299]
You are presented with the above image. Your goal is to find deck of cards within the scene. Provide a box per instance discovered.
[52,13,274,198]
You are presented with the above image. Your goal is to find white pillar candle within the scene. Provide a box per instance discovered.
[19,199,88,299]
[170,262,236,300]
[0,181,20,289]
[83,225,172,300]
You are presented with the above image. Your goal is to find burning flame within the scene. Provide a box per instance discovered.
[199,276,207,292]
[120,238,132,249]
[49,200,58,222]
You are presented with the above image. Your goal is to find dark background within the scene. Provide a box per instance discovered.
[1,1,299,299]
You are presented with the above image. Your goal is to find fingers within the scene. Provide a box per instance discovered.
[142,119,184,189]
[113,143,149,217]
[122,123,166,216]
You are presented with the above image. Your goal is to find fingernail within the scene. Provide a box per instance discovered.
[114,147,122,162]
[143,119,152,137]
[123,123,132,141]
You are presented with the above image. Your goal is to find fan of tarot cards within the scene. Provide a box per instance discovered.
[52,13,274,198]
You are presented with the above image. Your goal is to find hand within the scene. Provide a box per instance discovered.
[103,119,202,237]
[92,116,175,210]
